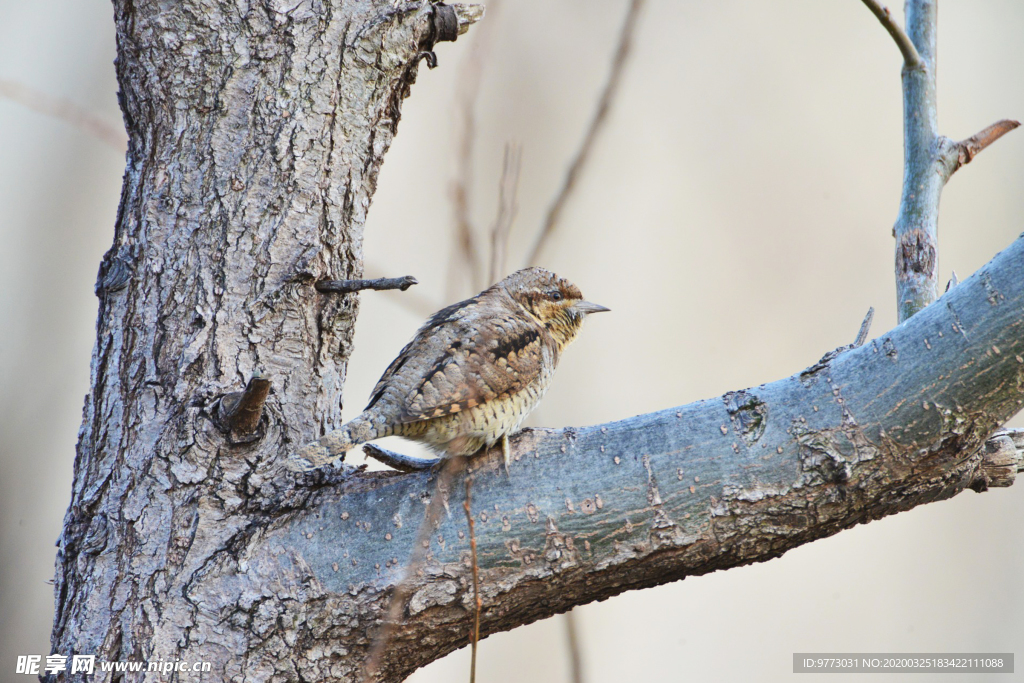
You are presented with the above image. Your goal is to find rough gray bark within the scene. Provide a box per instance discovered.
[51,0,1024,682]
[52,0,481,679]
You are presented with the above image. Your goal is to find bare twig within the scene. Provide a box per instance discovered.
[448,0,502,296]
[0,79,127,152]
[361,457,465,682]
[315,275,418,294]
[525,0,645,266]
[945,270,959,292]
[464,476,481,683]
[564,610,585,683]
[853,307,875,347]
[858,0,922,67]
[488,143,522,285]
[947,119,1021,174]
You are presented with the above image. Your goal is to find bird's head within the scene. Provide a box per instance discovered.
[499,267,609,348]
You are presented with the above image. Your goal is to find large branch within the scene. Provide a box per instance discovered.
[207,235,1023,682]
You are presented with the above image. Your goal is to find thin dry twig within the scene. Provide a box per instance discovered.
[315,275,418,294]
[524,0,645,266]
[564,610,585,683]
[464,476,482,683]
[949,119,1021,172]
[360,457,465,682]
[488,143,522,285]
[0,79,127,152]
[448,0,503,297]
[858,0,922,68]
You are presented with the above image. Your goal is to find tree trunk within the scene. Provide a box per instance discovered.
[52,0,480,679]
[52,1,1024,682]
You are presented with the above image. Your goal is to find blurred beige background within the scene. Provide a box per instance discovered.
[2,1,1022,681]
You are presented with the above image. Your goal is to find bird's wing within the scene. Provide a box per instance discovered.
[364,296,549,424]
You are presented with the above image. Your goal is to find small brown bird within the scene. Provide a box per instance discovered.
[286,267,608,472]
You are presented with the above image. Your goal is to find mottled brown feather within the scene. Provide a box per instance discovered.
[368,291,556,425]
[286,267,606,472]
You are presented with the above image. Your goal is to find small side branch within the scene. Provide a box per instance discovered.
[943,119,1021,177]
[525,0,645,266]
[216,373,271,441]
[315,275,418,294]
[974,430,1023,491]
[858,0,921,67]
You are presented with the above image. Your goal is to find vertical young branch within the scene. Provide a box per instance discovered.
[894,0,940,322]
[860,0,1018,322]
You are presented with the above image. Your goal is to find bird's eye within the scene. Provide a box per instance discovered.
[548,289,563,301]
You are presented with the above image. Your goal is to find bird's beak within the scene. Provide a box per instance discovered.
[574,301,611,315]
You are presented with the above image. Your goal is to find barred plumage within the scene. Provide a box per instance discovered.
[285,267,608,472]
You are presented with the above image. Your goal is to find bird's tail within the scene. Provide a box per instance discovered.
[285,413,378,472]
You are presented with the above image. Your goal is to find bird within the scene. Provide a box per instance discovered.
[286,267,609,473]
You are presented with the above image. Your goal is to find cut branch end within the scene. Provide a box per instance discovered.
[217,374,271,439]
[453,4,486,34]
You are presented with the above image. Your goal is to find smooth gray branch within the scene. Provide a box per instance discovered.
[525,0,645,266]
[266,234,1024,681]
[893,0,940,323]
[858,0,921,67]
